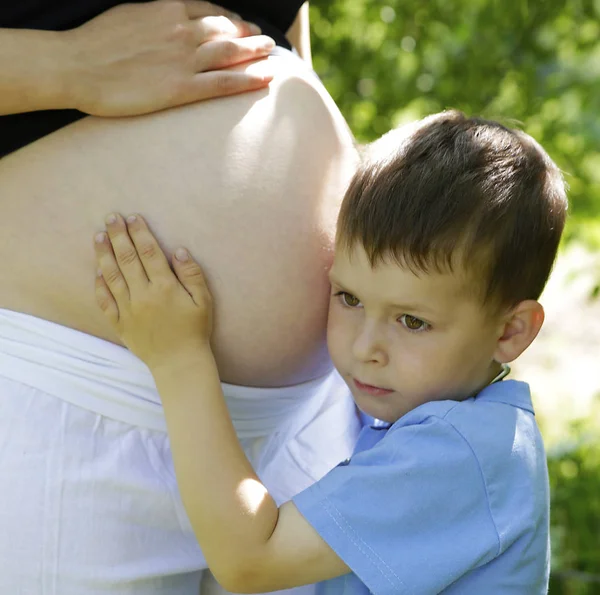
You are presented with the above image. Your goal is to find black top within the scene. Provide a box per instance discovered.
[0,0,304,157]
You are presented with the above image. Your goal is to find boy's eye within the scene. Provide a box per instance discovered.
[399,314,429,332]
[336,292,361,307]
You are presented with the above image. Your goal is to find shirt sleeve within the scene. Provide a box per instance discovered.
[293,415,501,595]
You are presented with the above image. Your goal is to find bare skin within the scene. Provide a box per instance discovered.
[0,54,358,387]
[0,1,275,116]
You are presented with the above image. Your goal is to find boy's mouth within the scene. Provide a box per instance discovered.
[353,378,394,397]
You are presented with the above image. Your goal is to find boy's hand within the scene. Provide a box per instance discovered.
[94,213,213,370]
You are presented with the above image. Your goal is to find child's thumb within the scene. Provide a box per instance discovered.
[172,248,211,306]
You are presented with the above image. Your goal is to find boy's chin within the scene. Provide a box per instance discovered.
[355,400,404,425]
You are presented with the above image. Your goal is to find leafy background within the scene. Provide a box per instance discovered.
[309,1,600,592]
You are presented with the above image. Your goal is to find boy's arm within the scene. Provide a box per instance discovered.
[153,354,348,592]
[93,213,349,593]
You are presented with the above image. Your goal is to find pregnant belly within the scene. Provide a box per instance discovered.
[0,60,357,386]
[0,200,333,387]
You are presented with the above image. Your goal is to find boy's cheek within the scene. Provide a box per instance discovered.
[326,307,343,339]
[326,321,348,368]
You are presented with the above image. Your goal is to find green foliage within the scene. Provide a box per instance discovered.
[310,0,600,229]
[546,409,600,591]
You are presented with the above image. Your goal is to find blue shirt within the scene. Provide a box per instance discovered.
[293,380,550,594]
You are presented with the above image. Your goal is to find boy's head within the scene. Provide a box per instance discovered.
[327,110,567,423]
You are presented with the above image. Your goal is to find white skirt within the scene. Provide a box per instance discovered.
[0,309,360,594]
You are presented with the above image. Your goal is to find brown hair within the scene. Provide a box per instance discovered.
[336,110,568,309]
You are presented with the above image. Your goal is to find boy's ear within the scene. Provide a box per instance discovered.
[493,300,545,364]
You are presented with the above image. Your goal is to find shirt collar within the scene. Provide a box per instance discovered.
[475,379,535,414]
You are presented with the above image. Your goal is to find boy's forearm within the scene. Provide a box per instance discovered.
[0,29,76,115]
[151,349,279,587]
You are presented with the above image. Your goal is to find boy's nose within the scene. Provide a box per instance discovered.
[352,321,388,364]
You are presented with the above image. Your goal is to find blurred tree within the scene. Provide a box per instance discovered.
[310,0,600,237]
[546,414,600,593]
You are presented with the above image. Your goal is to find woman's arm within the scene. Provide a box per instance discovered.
[0,1,273,116]
[93,214,350,592]
[286,2,312,66]
[0,28,73,114]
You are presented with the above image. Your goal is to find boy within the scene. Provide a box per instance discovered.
[93,110,567,594]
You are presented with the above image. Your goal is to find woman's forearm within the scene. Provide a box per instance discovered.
[151,350,279,590]
[0,4,275,119]
[286,2,312,67]
[0,29,74,114]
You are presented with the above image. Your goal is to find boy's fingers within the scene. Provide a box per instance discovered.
[104,214,149,291]
[123,214,174,282]
[95,272,120,326]
[172,248,211,306]
[94,231,131,302]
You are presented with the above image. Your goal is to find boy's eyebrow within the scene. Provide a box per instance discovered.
[328,273,362,297]
[328,272,357,292]
[386,302,437,316]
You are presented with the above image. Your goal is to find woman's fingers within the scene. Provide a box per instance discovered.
[195,15,261,42]
[195,36,275,72]
[183,68,272,102]
[182,0,241,21]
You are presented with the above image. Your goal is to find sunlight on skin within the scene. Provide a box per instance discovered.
[237,478,270,516]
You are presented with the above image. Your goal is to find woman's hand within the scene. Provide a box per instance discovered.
[94,213,213,370]
[66,1,276,116]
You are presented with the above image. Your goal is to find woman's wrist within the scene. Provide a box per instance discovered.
[21,29,79,111]
[0,28,78,114]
